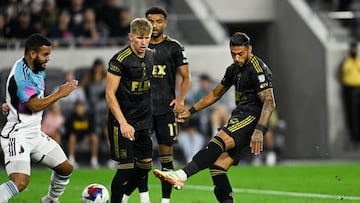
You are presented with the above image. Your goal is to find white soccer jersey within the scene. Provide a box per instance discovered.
[1,58,45,136]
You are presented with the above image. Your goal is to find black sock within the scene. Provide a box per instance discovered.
[125,160,152,196]
[137,174,148,193]
[183,136,226,177]
[210,165,233,203]
[111,167,133,203]
[160,155,174,198]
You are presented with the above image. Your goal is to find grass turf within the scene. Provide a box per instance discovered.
[0,162,359,203]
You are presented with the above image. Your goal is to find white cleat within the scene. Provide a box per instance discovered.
[153,169,184,190]
[40,196,59,203]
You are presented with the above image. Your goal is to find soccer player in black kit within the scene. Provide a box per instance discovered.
[136,6,191,203]
[105,18,154,203]
[154,32,276,203]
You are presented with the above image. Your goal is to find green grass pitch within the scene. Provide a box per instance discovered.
[0,162,359,203]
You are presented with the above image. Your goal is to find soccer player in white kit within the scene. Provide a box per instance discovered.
[0,34,78,203]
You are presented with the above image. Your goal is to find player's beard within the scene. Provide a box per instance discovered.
[33,57,46,71]
[152,29,163,39]
[235,57,250,68]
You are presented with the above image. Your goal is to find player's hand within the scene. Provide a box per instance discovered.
[120,122,135,141]
[250,130,264,155]
[170,99,185,113]
[58,80,78,97]
[2,103,9,115]
[176,111,191,123]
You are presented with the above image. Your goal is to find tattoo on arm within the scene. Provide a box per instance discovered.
[257,88,276,126]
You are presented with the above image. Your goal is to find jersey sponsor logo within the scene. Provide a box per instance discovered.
[152,65,167,78]
[131,80,150,93]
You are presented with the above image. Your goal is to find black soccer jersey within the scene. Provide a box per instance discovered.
[221,55,272,113]
[107,45,154,130]
[149,36,189,115]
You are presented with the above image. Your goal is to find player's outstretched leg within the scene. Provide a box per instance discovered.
[153,169,186,190]
[154,136,227,190]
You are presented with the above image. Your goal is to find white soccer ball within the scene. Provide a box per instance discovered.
[81,183,110,203]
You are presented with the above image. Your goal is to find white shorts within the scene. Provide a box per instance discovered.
[1,128,67,176]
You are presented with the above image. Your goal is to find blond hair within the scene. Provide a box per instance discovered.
[130,18,153,35]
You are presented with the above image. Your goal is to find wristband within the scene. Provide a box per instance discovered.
[255,124,268,134]
[189,106,198,115]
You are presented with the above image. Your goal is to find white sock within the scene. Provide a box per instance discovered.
[0,180,19,202]
[91,157,99,166]
[46,172,70,201]
[121,194,130,203]
[140,191,150,203]
[91,156,98,162]
[161,198,170,203]
[69,155,76,163]
[176,169,188,181]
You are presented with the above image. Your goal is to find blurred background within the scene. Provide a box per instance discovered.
[0,0,359,167]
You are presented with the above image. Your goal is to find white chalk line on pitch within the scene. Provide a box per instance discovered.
[150,184,360,201]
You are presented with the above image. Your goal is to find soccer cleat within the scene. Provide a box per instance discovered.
[40,196,59,203]
[153,169,184,190]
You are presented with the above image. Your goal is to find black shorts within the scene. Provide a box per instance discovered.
[108,121,153,163]
[153,112,178,145]
[221,110,260,165]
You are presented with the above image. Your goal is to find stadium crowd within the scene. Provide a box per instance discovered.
[0,0,131,48]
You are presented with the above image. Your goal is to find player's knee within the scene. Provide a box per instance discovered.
[135,159,153,175]
[214,153,234,170]
[218,131,235,150]
[158,144,172,155]
[91,134,98,142]
[54,160,73,176]
[16,180,29,192]
[209,136,226,152]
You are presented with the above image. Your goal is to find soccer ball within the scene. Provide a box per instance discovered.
[81,183,109,203]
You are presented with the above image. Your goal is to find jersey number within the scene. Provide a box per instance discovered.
[168,122,179,139]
